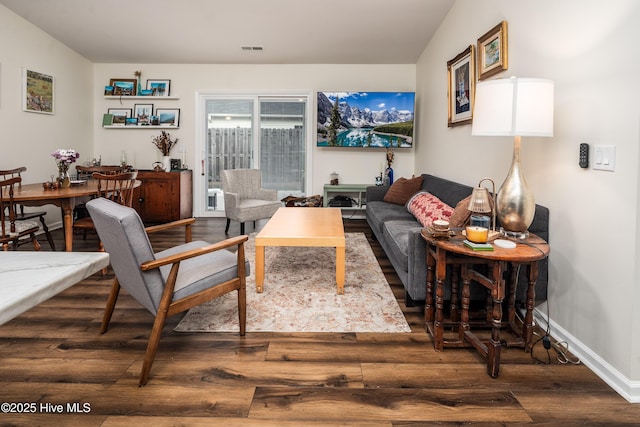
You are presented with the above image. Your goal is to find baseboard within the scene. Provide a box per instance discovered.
[341,211,366,220]
[48,221,63,231]
[534,308,640,403]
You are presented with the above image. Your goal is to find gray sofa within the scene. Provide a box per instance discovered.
[366,174,549,306]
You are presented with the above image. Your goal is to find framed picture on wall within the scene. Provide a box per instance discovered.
[447,45,475,127]
[107,108,132,126]
[156,108,180,127]
[146,79,171,96]
[134,103,153,125]
[23,68,54,114]
[477,21,508,80]
[109,78,137,96]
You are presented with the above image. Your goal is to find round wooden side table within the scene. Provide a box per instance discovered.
[421,228,549,377]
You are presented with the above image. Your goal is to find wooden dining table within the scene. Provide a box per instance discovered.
[13,180,139,251]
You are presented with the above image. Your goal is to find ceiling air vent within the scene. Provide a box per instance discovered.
[241,46,263,51]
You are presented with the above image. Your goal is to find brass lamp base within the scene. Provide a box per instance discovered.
[496,135,535,237]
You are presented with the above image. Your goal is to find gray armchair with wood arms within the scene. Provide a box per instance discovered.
[86,197,249,386]
[221,168,281,235]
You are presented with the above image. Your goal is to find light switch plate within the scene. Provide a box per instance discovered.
[593,145,616,171]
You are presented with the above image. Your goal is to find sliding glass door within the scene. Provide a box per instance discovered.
[259,98,306,196]
[204,98,254,214]
[195,93,310,217]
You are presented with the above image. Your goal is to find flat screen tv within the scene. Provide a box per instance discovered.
[317,91,415,148]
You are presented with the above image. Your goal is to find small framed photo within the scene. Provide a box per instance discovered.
[125,117,138,126]
[447,45,475,127]
[23,68,54,114]
[109,78,137,96]
[156,108,180,127]
[477,21,508,80]
[134,103,153,125]
[170,158,182,170]
[108,108,132,125]
[104,85,114,96]
[146,79,171,96]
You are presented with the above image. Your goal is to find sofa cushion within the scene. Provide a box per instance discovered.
[382,220,423,272]
[366,200,415,234]
[383,176,423,205]
[421,174,473,208]
[406,191,454,227]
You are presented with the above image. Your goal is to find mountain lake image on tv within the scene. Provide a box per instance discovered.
[317,91,415,148]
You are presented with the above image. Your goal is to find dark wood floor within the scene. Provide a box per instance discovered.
[2,217,638,426]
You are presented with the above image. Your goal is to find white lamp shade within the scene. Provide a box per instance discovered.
[472,77,554,137]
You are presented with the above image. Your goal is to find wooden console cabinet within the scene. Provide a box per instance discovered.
[133,170,192,224]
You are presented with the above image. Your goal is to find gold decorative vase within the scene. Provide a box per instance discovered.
[496,136,535,238]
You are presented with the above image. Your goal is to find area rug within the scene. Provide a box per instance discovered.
[174,232,411,333]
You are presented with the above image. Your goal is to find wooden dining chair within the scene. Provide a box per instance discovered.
[0,167,55,250]
[73,171,138,252]
[72,165,131,224]
[0,176,41,251]
[86,197,248,385]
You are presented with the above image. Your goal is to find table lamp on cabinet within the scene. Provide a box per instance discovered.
[471,77,554,238]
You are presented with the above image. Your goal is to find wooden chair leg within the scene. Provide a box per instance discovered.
[60,207,67,240]
[99,241,108,275]
[30,233,41,251]
[237,243,247,336]
[225,218,231,234]
[38,217,56,251]
[139,307,169,386]
[240,222,245,235]
[238,285,247,336]
[100,279,121,334]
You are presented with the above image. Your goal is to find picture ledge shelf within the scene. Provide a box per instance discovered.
[103,125,180,129]
[104,96,180,100]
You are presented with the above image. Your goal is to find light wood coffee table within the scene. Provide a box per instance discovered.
[255,207,346,294]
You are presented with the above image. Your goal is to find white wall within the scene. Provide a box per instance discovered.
[92,64,416,199]
[0,5,93,224]
[416,0,640,400]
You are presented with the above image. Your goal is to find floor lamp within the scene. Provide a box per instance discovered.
[471,77,554,238]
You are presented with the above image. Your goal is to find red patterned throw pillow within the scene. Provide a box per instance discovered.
[406,191,454,227]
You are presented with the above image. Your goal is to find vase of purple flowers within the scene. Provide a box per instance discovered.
[52,149,80,188]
